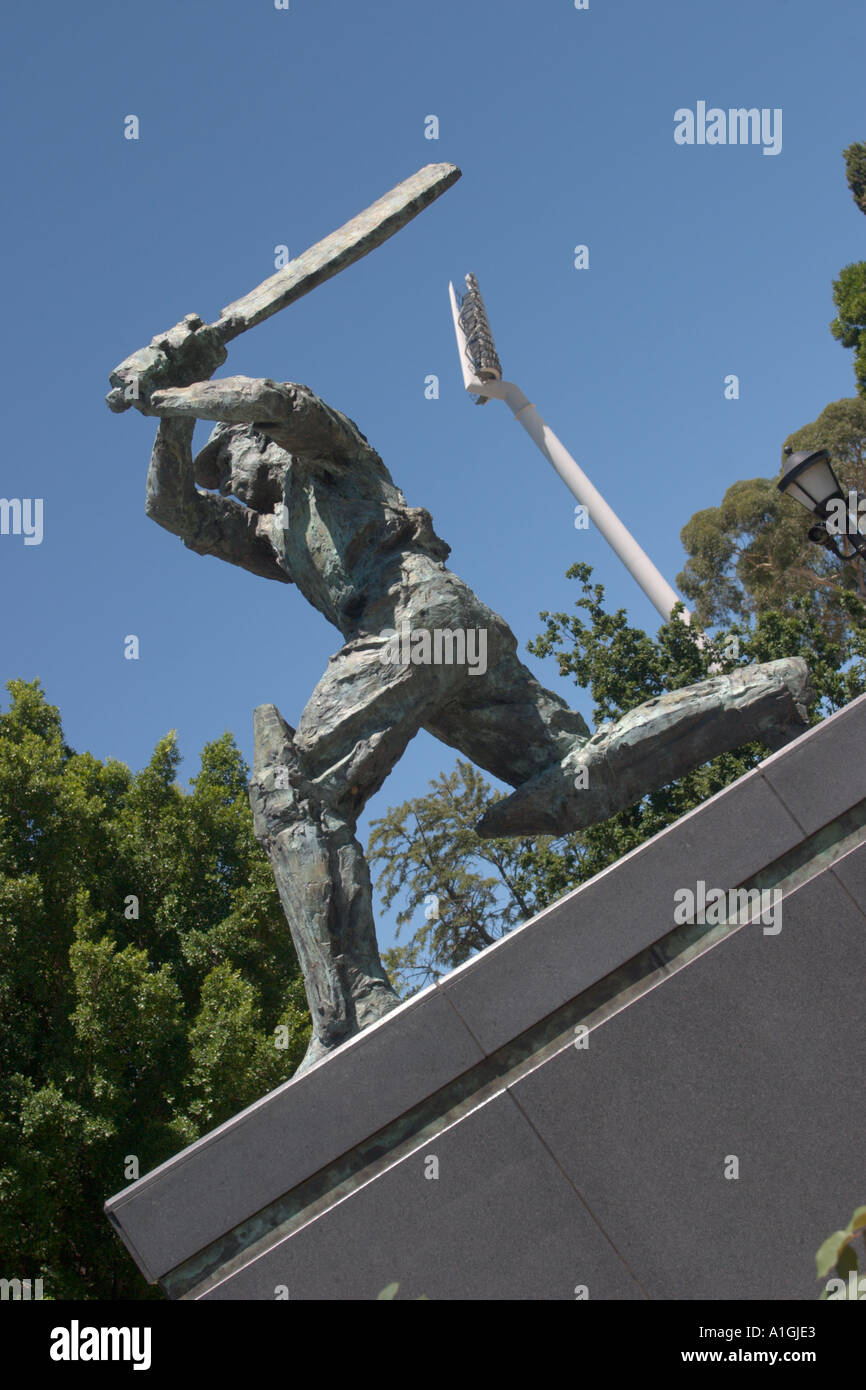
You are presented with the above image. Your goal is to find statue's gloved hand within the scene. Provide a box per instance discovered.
[106,313,228,415]
[149,376,293,423]
[150,376,374,463]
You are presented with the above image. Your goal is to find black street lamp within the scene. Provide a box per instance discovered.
[777,447,866,561]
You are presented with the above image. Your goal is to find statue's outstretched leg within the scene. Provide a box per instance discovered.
[475,657,812,838]
[249,704,400,1073]
[371,563,813,843]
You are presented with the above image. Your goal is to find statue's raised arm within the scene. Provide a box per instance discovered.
[144,411,291,585]
[144,374,381,585]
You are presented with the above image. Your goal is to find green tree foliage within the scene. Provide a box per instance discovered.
[369,564,866,996]
[830,142,866,394]
[0,680,309,1300]
[368,761,585,995]
[816,1204,866,1300]
[844,142,866,218]
[831,265,866,396]
[677,399,866,633]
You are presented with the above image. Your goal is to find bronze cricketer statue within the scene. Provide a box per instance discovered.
[107,165,812,1071]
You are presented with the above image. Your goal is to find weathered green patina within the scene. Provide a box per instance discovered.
[108,164,813,1072]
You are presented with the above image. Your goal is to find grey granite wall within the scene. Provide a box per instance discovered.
[105,694,866,1300]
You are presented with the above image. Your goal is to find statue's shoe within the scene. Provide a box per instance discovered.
[294,981,402,1075]
[294,1031,335,1075]
[476,657,812,839]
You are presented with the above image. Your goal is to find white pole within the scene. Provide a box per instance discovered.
[503,385,689,624]
[448,280,693,627]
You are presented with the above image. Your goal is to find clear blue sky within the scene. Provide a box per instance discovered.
[2,0,863,951]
